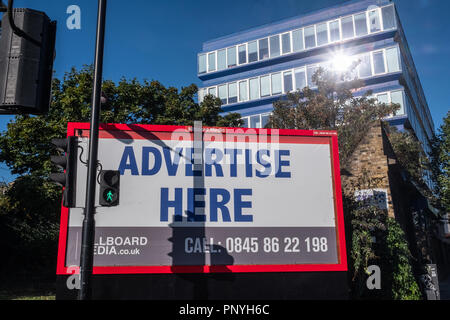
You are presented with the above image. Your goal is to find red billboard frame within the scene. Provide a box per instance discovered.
[56,123,347,275]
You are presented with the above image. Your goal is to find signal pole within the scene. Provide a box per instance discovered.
[78,0,107,300]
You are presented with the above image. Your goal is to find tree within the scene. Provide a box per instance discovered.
[0,65,242,277]
[267,67,398,166]
[435,112,450,212]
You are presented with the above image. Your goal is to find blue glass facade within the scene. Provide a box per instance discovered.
[197,0,434,160]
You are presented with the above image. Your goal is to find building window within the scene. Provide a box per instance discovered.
[208,52,216,72]
[382,5,396,30]
[198,88,205,103]
[341,16,354,39]
[391,91,405,115]
[249,77,259,100]
[304,26,316,49]
[372,51,386,74]
[217,49,227,71]
[218,84,227,105]
[329,20,340,42]
[227,47,236,68]
[242,117,249,128]
[316,22,329,46]
[270,35,280,58]
[307,65,318,88]
[271,73,282,95]
[248,41,258,63]
[259,38,269,60]
[376,93,389,105]
[250,115,261,128]
[294,67,307,90]
[208,86,217,97]
[198,54,206,74]
[386,47,400,72]
[368,9,381,33]
[354,13,368,37]
[281,32,291,54]
[357,53,371,78]
[228,82,237,104]
[238,44,247,65]
[260,75,271,97]
[292,29,304,52]
[261,113,270,128]
[283,71,293,93]
[239,81,248,102]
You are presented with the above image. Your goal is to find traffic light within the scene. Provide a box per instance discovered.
[0,7,56,114]
[50,136,78,208]
[99,170,120,206]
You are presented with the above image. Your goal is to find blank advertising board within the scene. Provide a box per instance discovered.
[56,123,347,275]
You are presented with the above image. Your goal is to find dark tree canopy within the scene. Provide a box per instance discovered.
[0,65,242,177]
[0,65,242,276]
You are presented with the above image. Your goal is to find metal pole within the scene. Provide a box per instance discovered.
[78,0,107,300]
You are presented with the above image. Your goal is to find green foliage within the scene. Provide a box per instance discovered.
[0,65,242,276]
[344,198,422,300]
[0,176,60,275]
[267,67,398,165]
[434,112,450,212]
[387,128,431,189]
[384,218,422,300]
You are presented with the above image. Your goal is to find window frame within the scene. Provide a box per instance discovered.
[304,25,317,49]
[228,82,238,104]
[328,19,341,43]
[269,34,281,58]
[249,77,260,101]
[271,72,282,95]
[238,80,249,102]
[260,75,271,97]
[316,22,329,47]
[238,43,248,65]
[292,28,305,52]
[198,53,207,74]
[217,49,227,71]
[248,40,259,63]
[227,46,237,68]
[281,32,292,55]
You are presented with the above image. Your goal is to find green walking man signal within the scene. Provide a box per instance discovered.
[99,171,120,206]
[106,190,114,202]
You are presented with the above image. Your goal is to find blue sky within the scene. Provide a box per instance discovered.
[0,0,449,182]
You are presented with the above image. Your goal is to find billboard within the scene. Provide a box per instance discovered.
[56,123,347,275]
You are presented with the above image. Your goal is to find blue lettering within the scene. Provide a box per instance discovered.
[187,188,206,222]
[160,188,183,222]
[185,148,202,176]
[163,147,182,176]
[225,148,242,177]
[275,150,291,178]
[118,146,139,175]
[234,189,253,222]
[245,149,252,177]
[205,148,224,177]
[210,188,231,222]
[256,149,271,178]
[142,147,162,175]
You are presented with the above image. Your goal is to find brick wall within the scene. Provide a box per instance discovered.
[341,121,396,217]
